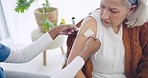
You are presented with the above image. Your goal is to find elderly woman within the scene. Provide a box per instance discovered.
[66,0,148,78]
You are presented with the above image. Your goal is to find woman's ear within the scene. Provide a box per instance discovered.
[128,5,137,15]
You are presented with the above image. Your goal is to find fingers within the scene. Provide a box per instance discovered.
[94,38,100,43]
[68,25,79,31]
[87,37,101,45]
[88,36,98,41]
[59,32,72,35]
[89,36,99,41]
[61,24,79,31]
[84,37,101,55]
[61,25,79,35]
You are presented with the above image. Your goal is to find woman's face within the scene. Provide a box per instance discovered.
[100,0,130,28]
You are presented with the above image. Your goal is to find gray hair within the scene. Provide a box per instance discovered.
[122,0,138,8]
[122,0,133,8]
[123,0,148,27]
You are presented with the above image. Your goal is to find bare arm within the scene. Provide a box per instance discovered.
[66,16,97,78]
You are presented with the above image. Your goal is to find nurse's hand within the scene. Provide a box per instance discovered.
[48,24,78,39]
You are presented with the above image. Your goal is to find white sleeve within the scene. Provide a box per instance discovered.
[51,56,85,78]
[4,33,53,63]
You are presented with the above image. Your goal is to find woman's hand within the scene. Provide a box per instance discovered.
[79,37,101,61]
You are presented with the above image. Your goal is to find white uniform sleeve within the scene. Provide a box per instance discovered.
[4,33,53,63]
[51,56,85,78]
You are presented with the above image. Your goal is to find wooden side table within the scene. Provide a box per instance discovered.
[31,28,65,65]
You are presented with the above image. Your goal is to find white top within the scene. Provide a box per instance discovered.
[89,10,126,78]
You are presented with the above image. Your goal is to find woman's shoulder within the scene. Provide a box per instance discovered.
[140,22,148,33]
[135,21,148,29]
[126,21,148,29]
[78,16,97,37]
[143,21,148,26]
[89,9,101,22]
[127,21,148,36]
[81,9,101,29]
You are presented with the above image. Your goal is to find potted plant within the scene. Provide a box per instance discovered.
[15,0,58,32]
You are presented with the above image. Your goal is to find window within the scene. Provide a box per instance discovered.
[0,0,10,40]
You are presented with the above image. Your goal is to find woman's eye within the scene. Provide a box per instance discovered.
[110,9,119,13]
[100,5,105,8]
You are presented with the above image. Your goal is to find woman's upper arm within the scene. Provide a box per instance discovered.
[67,16,97,64]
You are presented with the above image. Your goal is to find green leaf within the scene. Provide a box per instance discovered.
[41,18,55,32]
[60,18,66,24]
[15,0,34,13]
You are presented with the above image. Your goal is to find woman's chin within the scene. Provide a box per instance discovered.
[103,23,111,27]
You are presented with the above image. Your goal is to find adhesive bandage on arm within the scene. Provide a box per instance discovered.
[84,29,94,38]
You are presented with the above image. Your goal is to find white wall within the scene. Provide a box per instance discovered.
[1,0,100,46]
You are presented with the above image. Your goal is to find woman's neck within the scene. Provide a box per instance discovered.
[112,24,121,34]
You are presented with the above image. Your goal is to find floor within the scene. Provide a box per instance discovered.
[0,45,67,77]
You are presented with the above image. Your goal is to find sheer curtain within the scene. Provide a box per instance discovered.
[0,0,9,40]
[1,0,39,46]
[1,0,100,46]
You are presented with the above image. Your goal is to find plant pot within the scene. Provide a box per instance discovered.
[34,7,58,33]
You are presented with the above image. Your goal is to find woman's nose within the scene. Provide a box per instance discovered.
[101,9,110,20]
